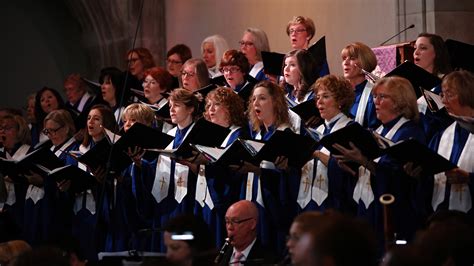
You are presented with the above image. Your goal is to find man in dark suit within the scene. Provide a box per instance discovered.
[217,200,276,265]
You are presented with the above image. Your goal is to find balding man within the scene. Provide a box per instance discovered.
[218,200,276,265]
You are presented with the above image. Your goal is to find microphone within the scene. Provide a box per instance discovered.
[380,24,415,46]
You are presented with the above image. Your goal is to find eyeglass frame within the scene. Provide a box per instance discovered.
[181,71,196,78]
[220,66,241,74]
[238,41,254,47]
[42,126,63,136]
[225,217,254,226]
[288,28,307,35]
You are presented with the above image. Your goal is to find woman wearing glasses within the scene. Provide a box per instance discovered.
[333,76,425,253]
[219,49,257,107]
[239,28,270,81]
[166,44,192,89]
[32,110,78,245]
[286,16,315,50]
[0,115,32,241]
[423,70,474,221]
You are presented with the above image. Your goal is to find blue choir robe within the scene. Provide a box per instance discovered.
[193,126,244,248]
[0,144,30,239]
[293,113,353,214]
[417,85,453,141]
[143,123,198,251]
[287,90,315,136]
[350,116,426,253]
[42,138,79,242]
[240,124,294,255]
[350,80,380,129]
[426,122,474,218]
[249,61,266,81]
[66,141,102,262]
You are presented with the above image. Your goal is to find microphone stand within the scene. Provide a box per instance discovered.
[380,24,415,46]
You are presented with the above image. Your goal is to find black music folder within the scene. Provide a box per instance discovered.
[74,138,132,173]
[0,147,64,178]
[319,122,393,160]
[308,36,328,70]
[194,129,316,168]
[445,39,474,72]
[384,138,457,176]
[115,123,174,151]
[385,61,442,98]
[255,129,317,168]
[35,164,95,193]
[155,118,230,159]
[262,51,285,76]
[290,98,321,123]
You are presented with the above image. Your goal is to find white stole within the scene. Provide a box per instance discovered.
[74,144,96,215]
[245,125,291,208]
[353,117,409,208]
[354,81,373,126]
[152,125,193,204]
[76,92,91,112]
[296,114,351,208]
[0,144,30,209]
[249,61,264,79]
[432,122,473,212]
[195,126,240,209]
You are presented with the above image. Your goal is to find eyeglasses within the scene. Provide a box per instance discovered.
[181,71,196,78]
[289,28,307,35]
[0,126,16,132]
[143,79,158,86]
[167,59,183,65]
[440,91,457,101]
[372,93,392,101]
[225,217,253,226]
[42,126,63,136]
[127,57,140,64]
[220,66,241,74]
[238,41,254,47]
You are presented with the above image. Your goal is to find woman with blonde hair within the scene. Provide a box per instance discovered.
[201,35,229,78]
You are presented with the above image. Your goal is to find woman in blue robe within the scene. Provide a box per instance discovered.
[134,89,200,252]
[292,75,355,215]
[39,110,79,244]
[233,80,294,254]
[239,28,270,82]
[179,87,248,248]
[0,114,32,241]
[63,104,119,262]
[421,70,474,220]
[341,42,380,129]
[333,77,426,254]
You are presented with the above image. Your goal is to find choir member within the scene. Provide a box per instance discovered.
[414,33,453,139]
[219,49,256,106]
[99,67,127,125]
[166,44,192,89]
[141,66,174,132]
[239,28,270,81]
[286,16,315,50]
[238,80,293,253]
[126,47,156,82]
[0,115,32,241]
[424,70,474,219]
[63,104,119,261]
[333,77,426,252]
[201,35,229,78]
[293,75,355,214]
[341,42,380,129]
[33,87,66,145]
